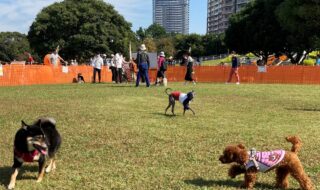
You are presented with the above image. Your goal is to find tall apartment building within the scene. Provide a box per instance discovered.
[207,0,251,34]
[153,0,189,34]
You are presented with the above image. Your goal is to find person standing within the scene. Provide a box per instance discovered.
[92,53,103,83]
[135,44,150,87]
[226,51,240,84]
[316,54,320,66]
[155,51,166,86]
[182,52,196,85]
[114,53,123,83]
[50,48,65,67]
[109,54,117,83]
[130,58,137,82]
[26,53,34,64]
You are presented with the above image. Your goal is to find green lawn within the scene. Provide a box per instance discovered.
[0,83,319,190]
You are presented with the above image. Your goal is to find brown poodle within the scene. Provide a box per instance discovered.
[219,136,314,190]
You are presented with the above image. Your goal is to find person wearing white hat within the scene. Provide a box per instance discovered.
[135,44,150,87]
[155,51,166,86]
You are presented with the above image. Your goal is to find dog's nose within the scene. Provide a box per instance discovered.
[219,156,225,163]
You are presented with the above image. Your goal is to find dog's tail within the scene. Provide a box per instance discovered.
[286,136,302,153]
[165,88,172,95]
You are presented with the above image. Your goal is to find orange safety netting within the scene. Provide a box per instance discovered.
[0,65,111,86]
[149,65,320,84]
[1,65,320,86]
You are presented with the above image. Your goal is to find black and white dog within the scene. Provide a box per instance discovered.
[8,117,61,190]
[165,88,195,115]
[77,73,85,83]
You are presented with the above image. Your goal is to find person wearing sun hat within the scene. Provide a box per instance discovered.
[135,44,150,87]
[155,51,166,86]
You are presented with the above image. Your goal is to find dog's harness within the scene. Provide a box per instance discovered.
[14,148,39,162]
[171,91,188,104]
[245,148,285,172]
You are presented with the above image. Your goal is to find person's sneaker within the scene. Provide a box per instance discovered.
[236,82,240,85]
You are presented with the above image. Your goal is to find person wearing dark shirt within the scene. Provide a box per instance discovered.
[182,52,196,85]
[227,51,240,84]
[135,44,150,87]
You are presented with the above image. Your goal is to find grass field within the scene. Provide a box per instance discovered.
[0,83,320,190]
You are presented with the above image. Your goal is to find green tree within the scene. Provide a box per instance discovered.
[0,32,32,62]
[136,27,146,41]
[143,37,157,52]
[174,34,205,58]
[276,0,320,63]
[202,33,227,56]
[156,37,175,57]
[145,24,167,39]
[28,0,136,62]
[225,0,286,63]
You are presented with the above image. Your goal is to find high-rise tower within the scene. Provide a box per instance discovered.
[153,0,189,34]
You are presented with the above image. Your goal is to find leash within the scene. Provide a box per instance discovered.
[247,148,260,170]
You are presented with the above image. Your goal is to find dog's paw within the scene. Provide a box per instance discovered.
[36,178,43,183]
[45,167,51,173]
[7,184,15,190]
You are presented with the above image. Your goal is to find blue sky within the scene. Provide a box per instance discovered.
[0,0,207,34]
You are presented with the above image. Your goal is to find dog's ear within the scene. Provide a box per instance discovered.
[237,150,249,165]
[35,119,42,126]
[237,144,246,149]
[21,120,29,130]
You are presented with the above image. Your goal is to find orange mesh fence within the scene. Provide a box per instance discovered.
[149,65,320,84]
[1,65,320,86]
[0,65,111,86]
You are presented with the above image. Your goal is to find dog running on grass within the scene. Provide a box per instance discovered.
[8,117,61,190]
[218,136,314,190]
[165,88,195,115]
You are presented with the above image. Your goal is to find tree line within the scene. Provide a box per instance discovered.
[0,0,319,64]
[225,0,320,64]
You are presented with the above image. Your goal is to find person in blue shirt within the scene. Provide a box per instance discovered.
[226,51,240,84]
[316,54,320,66]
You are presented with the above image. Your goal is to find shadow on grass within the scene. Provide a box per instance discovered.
[151,112,178,118]
[184,178,282,189]
[286,108,320,112]
[109,84,136,88]
[184,178,240,188]
[0,165,38,187]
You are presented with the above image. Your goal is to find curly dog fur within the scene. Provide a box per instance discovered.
[219,136,314,190]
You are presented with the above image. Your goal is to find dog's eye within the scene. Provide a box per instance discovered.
[33,135,43,140]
